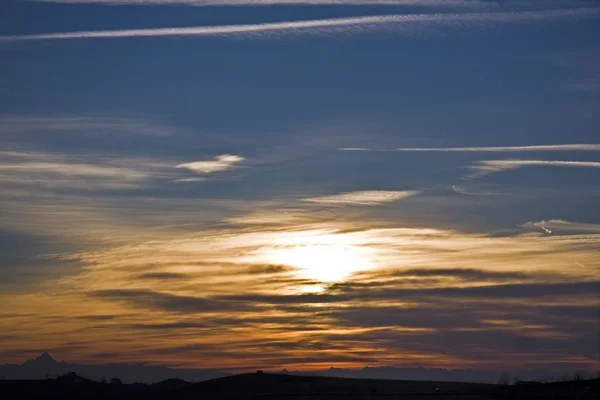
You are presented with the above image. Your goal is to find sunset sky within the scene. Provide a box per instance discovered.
[0,0,599,373]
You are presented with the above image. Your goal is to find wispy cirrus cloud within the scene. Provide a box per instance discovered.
[520,219,600,235]
[470,159,600,177]
[451,185,501,196]
[7,216,594,369]
[0,150,241,191]
[303,190,420,206]
[340,144,600,152]
[29,0,485,6]
[0,151,158,190]
[27,0,599,8]
[0,8,597,42]
[0,115,175,137]
[173,177,209,183]
[176,154,245,174]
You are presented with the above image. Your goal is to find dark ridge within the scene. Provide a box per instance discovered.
[0,372,598,399]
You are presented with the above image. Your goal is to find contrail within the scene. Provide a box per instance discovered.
[30,0,484,6]
[339,144,600,152]
[0,8,597,42]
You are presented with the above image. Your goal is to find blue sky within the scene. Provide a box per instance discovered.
[0,0,599,373]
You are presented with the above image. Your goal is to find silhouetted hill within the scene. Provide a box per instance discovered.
[0,352,227,383]
[279,365,591,384]
[187,372,501,397]
[2,352,598,389]
[1,372,598,399]
[5,352,591,385]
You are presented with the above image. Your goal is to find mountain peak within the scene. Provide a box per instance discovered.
[35,352,56,363]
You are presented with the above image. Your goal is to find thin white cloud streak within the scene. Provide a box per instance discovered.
[0,162,147,180]
[0,151,185,190]
[471,159,600,177]
[29,0,600,8]
[173,177,209,183]
[0,150,248,191]
[0,152,151,189]
[31,0,483,6]
[451,185,501,196]
[176,154,245,174]
[520,220,600,235]
[0,115,175,137]
[303,190,420,206]
[0,8,597,42]
[340,144,600,152]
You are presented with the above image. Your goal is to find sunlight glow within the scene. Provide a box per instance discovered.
[268,243,373,282]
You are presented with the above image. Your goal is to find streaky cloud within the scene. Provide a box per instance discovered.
[340,144,600,152]
[303,190,420,206]
[0,8,597,42]
[452,185,501,196]
[0,115,175,137]
[176,154,245,174]
[30,0,485,6]
[94,289,254,313]
[470,159,600,177]
[0,161,147,180]
[520,219,600,235]
[0,150,178,190]
[173,177,209,183]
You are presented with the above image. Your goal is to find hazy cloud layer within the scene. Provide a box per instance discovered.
[303,190,419,206]
[3,211,596,369]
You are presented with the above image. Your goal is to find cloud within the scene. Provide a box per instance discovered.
[470,159,600,177]
[26,0,599,9]
[520,220,600,235]
[303,190,420,206]
[219,281,600,306]
[340,144,600,152]
[0,8,597,42]
[225,209,317,226]
[93,289,253,313]
[0,150,178,190]
[0,115,175,137]
[374,267,548,281]
[451,185,501,196]
[0,162,146,180]
[0,153,150,190]
[29,0,485,5]
[137,272,187,280]
[4,217,599,370]
[173,177,209,183]
[246,264,296,274]
[176,154,245,174]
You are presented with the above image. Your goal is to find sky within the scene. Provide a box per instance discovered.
[0,0,599,373]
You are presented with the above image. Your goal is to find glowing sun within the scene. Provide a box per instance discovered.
[269,243,373,282]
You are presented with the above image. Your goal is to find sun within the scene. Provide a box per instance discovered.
[240,229,378,283]
[269,242,373,282]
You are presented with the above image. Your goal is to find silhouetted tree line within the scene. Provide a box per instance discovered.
[497,369,599,385]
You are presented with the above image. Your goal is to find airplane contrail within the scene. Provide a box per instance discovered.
[30,0,484,5]
[339,144,600,152]
[0,8,597,42]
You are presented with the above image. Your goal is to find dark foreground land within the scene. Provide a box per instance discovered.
[1,372,598,399]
